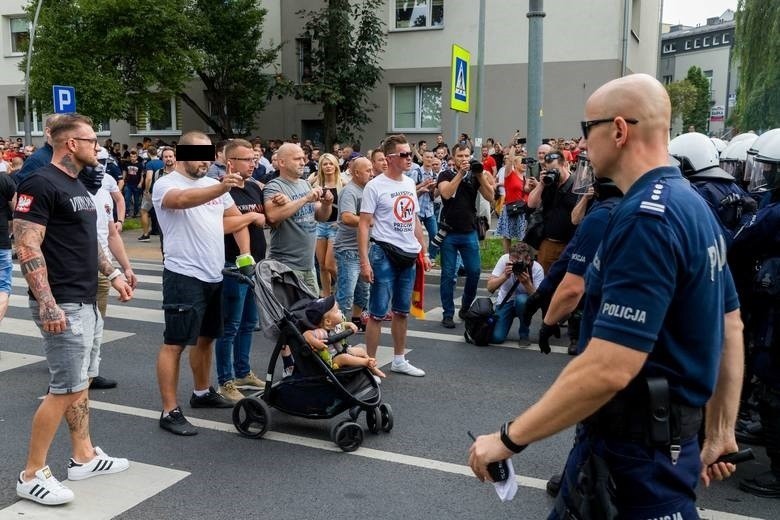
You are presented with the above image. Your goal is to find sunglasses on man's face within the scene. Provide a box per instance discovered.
[388,151,413,159]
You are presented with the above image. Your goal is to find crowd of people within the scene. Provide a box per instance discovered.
[5,72,780,516]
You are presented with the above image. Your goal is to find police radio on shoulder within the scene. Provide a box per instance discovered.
[500,421,528,453]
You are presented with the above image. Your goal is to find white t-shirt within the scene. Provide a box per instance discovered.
[491,254,544,303]
[89,188,114,261]
[496,167,506,197]
[152,171,234,282]
[101,173,119,193]
[361,173,421,254]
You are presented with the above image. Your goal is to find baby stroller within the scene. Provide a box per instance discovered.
[224,259,393,452]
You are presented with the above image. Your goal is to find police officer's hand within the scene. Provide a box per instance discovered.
[538,321,560,355]
[700,435,739,487]
[468,432,513,483]
[522,291,542,326]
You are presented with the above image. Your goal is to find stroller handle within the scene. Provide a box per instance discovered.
[222,266,255,288]
[325,328,354,345]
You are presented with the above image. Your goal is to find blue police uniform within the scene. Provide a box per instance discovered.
[551,166,739,519]
[690,177,755,248]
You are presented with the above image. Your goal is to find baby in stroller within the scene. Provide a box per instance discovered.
[302,296,386,380]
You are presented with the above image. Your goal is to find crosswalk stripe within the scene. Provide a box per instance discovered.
[0,350,45,372]
[0,461,189,519]
[1,317,133,344]
[12,277,163,302]
[11,265,161,285]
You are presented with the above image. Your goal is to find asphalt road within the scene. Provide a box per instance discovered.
[0,234,776,519]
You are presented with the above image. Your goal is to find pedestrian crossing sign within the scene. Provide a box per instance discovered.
[451,44,470,113]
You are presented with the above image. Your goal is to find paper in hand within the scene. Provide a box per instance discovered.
[493,458,518,501]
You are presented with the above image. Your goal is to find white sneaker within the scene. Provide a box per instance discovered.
[67,447,129,481]
[16,465,74,505]
[391,360,426,377]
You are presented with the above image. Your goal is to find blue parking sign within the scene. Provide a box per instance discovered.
[52,85,76,113]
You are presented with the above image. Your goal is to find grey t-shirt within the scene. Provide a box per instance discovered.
[263,176,316,270]
[335,181,363,252]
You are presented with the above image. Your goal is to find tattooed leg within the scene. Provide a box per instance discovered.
[65,390,95,462]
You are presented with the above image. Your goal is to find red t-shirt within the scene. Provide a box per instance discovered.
[482,155,497,176]
[504,170,527,203]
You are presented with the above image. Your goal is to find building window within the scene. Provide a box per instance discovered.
[662,43,676,53]
[704,70,713,93]
[296,38,313,84]
[630,0,640,39]
[136,97,178,133]
[14,97,43,134]
[694,38,701,48]
[703,36,710,47]
[662,75,673,85]
[722,33,730,44]
[713,35,720,45]
[9,17,29,54]
[394,0,444,30]
[684,40,691,50]
[392,83,441,131]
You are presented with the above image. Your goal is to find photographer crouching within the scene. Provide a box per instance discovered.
[436,143,495,329]
[526,151,579,274]
[486,242,544,345]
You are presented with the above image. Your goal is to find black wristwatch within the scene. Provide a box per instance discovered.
[500,421,528,454]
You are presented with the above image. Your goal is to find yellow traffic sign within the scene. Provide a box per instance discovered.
[451,44,470,113]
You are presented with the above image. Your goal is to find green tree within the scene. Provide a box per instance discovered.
[22,0,281,138]
[735,0,780,129]
[683,66,711,133]
[292,0,386,148]
[665,79,697,124]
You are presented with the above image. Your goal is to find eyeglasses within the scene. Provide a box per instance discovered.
[580,117,638,139]
[71,137,99,146]
[388,151,413,159]
[229,157,256,162]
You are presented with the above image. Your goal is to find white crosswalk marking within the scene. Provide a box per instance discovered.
[1,317,133,344]
[12,277,162,302]
[0,350,45,372]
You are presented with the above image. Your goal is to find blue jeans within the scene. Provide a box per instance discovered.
[367,243,415,318]
[124,185,143,216]
[440,231,481,319]
[335,249,369,314]
[490,293,530,343]
[419,214,439,259]
[215,263,258,385]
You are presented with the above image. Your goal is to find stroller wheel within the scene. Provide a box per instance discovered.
[232,397,272,438]
[348,406,361,422]
[379,403,394,433]
[333,422,363,452]
[366,407,381,434]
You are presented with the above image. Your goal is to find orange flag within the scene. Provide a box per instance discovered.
[411,252,426,319]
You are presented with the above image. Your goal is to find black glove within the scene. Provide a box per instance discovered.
[538,322,560,355]
[523,292,543,326]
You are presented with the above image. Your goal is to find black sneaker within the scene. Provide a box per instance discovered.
[189,387,233,408]
[546,474,562,497]
[441,317,455,329]
[90,376,117,389]
[159,406,198,436]
[137,234,151,242]
[458,308,468,320]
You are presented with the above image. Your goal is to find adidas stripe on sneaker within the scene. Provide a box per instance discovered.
[16,465,74,506]
[67,446,129,481]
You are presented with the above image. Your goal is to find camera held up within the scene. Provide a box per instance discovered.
[542,168,560,186]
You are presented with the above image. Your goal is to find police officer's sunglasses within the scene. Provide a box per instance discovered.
[580,117,638,139]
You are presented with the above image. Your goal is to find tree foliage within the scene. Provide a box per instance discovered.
[665,79,697,124]
[734,0,780,129]
[292,0,386,148]
[22,0,281,138]
[683,66,711,133]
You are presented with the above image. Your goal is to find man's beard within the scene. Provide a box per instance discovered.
[184,162,208,179]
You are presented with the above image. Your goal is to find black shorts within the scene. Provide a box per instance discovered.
[162,269,223,346]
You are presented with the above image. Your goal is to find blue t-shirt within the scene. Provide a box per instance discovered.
[581,167,739,407]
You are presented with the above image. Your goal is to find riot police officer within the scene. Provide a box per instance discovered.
[730,130,780,497]
[669,132,757,247]
[469,74,742,518]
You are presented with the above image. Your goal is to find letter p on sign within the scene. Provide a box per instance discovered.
[52,85,76,113]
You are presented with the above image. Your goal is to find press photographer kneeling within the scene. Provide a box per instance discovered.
[486,242,543,345]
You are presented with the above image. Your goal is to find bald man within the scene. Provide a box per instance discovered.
[469,74,743,518]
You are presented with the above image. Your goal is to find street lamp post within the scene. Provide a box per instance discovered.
[24,0,44,145]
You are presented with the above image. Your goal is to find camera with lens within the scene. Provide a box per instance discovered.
[469,159,484,175]
[431,221,452,248]
[542,168,560,186]
[521,157,536,166]
[511,260,529,276]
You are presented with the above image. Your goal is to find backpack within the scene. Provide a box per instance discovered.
[463,279,520,346]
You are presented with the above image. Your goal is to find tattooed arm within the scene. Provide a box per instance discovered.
[13,219,67,334]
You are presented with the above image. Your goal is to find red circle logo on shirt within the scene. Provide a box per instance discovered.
[393,195,415,223]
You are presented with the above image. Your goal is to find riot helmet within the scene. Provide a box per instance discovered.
[669,132,733,181]
[746,128,780,192]
[710,137,728,153]
[571,151,594,194]
[748,131,780,192]
[720,134,757,181]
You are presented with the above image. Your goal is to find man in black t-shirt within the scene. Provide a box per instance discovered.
[436,143,495,329]
[0,172,15,324]
[13,114,134,506]
[215,139,268,402]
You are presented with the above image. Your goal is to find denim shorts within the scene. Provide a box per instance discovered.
[30,300,102,394]
[0,248,11,294]
[316,221,338,240]
[162,269,223,346]
[367,243,415,318]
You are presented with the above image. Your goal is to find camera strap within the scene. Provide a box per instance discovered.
[499,279,521,306]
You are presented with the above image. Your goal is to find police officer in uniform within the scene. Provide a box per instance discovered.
[730,130,780,497]
[468,74,743,518]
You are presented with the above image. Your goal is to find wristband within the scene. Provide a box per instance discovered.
[107,269,123,281]
[236,253,256,269]
[500,421,528,454]
[117,220,124,224]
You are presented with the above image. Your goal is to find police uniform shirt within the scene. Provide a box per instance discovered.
[581,166,739,407]
[565,197,621,277]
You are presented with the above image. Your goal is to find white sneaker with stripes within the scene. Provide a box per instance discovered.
[16,465,74,505]
[67,446,129,481]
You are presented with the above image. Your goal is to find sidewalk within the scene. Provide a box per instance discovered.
[120,229,163,263]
